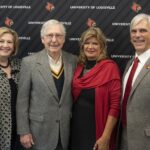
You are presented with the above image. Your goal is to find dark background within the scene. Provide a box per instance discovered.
[0,0,150,74]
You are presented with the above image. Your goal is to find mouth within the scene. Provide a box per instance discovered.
[132,39,145,45]
[0,48,11,51]
[49,44,60,47]
[86,50,96,53]
[51,45,59,47]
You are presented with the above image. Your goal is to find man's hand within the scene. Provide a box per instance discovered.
[20,133,34,149]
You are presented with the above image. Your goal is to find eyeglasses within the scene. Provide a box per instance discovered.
[45,33,64,40]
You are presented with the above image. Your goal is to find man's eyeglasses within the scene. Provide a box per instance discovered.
[45,33,64,40]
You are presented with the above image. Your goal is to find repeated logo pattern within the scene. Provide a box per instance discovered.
[0,0,149,73]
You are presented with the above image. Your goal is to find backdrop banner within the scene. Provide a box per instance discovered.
[0,0,149,73]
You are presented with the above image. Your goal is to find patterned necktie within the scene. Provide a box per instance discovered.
[122,57,139,127]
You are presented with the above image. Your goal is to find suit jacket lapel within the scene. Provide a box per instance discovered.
[121,58,133,103]
[36,49,59,100]
[129,57,150,99]
[60,51,72,103]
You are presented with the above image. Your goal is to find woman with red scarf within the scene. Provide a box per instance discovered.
[70,27,121,150]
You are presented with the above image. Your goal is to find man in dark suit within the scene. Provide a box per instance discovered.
[119,13,150,150]
[16,19,77,150]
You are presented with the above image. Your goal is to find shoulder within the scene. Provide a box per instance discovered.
[11,57,21,65]
[100,59,121,78]
[62,51,78,62]
[101,59,119,70]
[10,57,21,70]
[63,50,77,57]
[22,50,45,63]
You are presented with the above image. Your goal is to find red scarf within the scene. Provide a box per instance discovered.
[72,59,121,150]
[72,59,120,101]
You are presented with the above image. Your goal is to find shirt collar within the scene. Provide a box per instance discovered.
[135,49,150,65]
[47,53,62,66]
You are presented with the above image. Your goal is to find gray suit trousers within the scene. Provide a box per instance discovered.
[120,128,128,150]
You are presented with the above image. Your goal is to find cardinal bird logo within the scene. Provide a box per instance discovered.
[131,2,142,13]
[45,2,55,12]
[87,18,96,27]
[5,17,14,27]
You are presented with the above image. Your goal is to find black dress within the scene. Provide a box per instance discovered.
[70,60,96,150]
[9,78,24,150]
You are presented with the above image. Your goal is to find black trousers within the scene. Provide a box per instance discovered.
[11,135,25,150]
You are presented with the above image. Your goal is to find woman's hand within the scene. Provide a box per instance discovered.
[93,116,118,150]
[93,136,109,150]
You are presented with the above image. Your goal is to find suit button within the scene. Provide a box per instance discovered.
[56,120,59,123]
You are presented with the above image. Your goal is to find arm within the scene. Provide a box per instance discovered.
[16,58,34,148]
[94,116,117,150]
[94,79,121,150]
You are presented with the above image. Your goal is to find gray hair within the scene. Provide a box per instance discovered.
[40,19,66,37]
[130,13,150,32]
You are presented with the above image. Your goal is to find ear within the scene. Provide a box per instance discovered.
[41,37,44,44]
[61,37,65,45]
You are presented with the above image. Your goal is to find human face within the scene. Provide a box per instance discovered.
[0,33,14,59]
[130,19,150,55]
[83,37,101,60]
[41,24,65,57]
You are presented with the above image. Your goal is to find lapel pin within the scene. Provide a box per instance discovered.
[145,65,150,69]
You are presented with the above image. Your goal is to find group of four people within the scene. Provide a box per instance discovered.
[0,13,150,150]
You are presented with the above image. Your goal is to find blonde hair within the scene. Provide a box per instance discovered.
[78,27,108,64]
[0,27,19,56]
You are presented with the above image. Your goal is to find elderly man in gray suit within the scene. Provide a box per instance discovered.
[16,19,77,150]
[119,13,150,150]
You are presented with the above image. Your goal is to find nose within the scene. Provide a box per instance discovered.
[135,30,141,37]
[3,41,9,47]
[88,43,93,48]
[51,35,57,42]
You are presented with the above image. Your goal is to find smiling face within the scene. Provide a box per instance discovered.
[41,24,65,57]
[78,27,107,64]
[0,33,14,59]
[130,19,150,55]
[83,37,101,60]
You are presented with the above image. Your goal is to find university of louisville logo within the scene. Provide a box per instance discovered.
[5,17,14,27]
[131,2,142,13]
[87,18,96,27]
[45,2,55,12]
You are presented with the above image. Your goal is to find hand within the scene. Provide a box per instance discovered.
[20,133,34,149]
[93,136,109,150]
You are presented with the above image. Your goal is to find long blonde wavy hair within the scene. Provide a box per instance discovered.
[78,27,108,64]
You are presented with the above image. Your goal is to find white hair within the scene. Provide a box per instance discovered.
[40,19,66,37]
[130,13,150,32]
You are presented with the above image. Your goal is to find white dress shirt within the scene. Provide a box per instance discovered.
[48,54,62,74]
[123,49,150,97]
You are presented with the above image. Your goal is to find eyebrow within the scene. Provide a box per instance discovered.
[131,28,148,31]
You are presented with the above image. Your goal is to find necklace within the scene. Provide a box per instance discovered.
[0,60,10,68]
